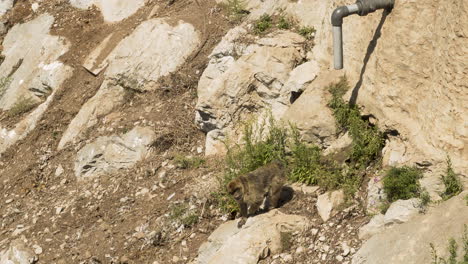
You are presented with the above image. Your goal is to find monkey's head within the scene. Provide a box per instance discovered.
[226,180,243,201]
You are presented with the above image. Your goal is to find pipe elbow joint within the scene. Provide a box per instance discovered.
[331,6,349,26]
[356,0,394,16]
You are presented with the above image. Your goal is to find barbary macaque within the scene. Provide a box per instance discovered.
[226,160,286,227]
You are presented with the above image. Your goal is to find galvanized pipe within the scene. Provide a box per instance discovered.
[331,0,394,70]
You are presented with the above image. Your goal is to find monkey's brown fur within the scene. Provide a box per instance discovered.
[226,160,286,221]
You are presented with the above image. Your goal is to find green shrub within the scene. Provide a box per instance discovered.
[174,154,205,169]
[327,77,384,167]
[289,126,344,191]
[8,96,37,117]
[277,16,291,29]
[383,166,423,202]
[254,14,273,35]
[441,156,463,200]
[298,26,316,40]
[0,77,11,98]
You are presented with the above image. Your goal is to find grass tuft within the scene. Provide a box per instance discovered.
[254,14,273,35]
[441,156,463,200]
[8,96,37,117]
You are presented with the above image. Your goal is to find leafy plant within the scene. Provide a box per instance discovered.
[254,14,273,35]
[174,154,205,169]
[0,77,11,99]
[383,166,423,202]
[8,96,37,117]
[327,77,384,167]
[277,16,291,29]
[298,26,316,40]
[441,156,463,200]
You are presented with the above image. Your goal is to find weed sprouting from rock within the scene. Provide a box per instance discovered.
[254,14,273,35]
[441,156,463,200]
[383,166,423,202]
[298,26,316,40]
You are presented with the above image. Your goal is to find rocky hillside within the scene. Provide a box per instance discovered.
[0,0,466,264]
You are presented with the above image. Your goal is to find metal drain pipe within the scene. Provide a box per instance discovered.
[331,0,394,70]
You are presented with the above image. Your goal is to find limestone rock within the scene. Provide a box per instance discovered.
[316,190,345,222]
[68,0,146,22]
[59,19,199,149]
[281,71,341,148]
[365,175,386,215]
[383,198,421,225]
[0,240,37,264]
[353,192,468,264]
[196,30,307,155]
[194,210,308,264]
[74,127,156,180]
[358,214,385,240]
[0,14,72,155]
[323,132,353,163]
[0,14,71,110]
[0,0,14,16]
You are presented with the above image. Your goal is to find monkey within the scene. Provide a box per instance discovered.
[226,160,286,227]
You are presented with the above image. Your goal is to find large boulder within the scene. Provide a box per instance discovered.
[58,19,199,149]
[0,14,72,155]
[194,210,309,264]
[195,30,307,155]
[353,191,468,264]
[74,126,156,180]
[281,71,341,147]
[0,14,71,110]
[68,0,146,22]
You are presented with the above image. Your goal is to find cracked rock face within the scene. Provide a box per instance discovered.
[74,127,156,180]
[195,30,309,155]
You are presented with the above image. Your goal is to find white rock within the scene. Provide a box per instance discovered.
[32,244,42,255]
[353,192,468,264]
[361,217,382,239]
[383,198,421,225]
[196,31,306,155]
[194,210,308,264]
[55,165,64,177]
[74,127,156,179]
[0,240,36,264]
[282,71,342,148]
[316,190,345,222]
[0,14,72,155]
[0,0,14,15]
